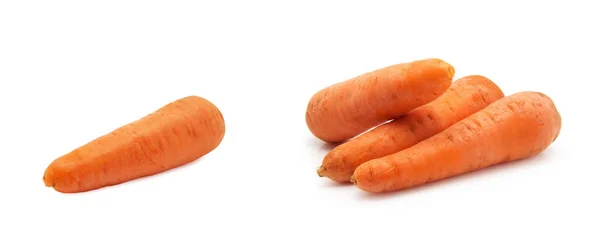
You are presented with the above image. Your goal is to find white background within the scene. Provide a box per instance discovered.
[1,1,599,225]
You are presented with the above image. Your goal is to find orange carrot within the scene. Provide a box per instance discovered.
[351,91,562,193]
[305,58,455,143]
[318,75,505,182]
[43,96,226,193]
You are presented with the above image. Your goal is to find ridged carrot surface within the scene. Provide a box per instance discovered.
[305,58,455,143]
[318,75,505,182]
[43,96,226,193]
[352,91,561,193]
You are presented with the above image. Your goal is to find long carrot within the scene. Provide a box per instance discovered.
[318,75,505,182]
[305,58,455,143]
[351,91,562,193]
[43,95,226,193]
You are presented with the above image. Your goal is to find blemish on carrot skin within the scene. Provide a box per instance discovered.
[463,122,476,134]
[381,159,397,176]
[507,102,518,112]
[478,92,488,104]
[408,125,416,133]
[472,118,482,128]
[416,118,423,125]
[484,111,499,123]
[426,114,433,121]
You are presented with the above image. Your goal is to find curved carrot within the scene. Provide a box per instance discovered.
[43,96,226,193]
[318,75,505,182]
[305,58,455,143]
[351,91,562,193]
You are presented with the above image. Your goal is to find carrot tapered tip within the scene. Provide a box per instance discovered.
[43,170,55,188]
[349,175,357,185]
[429,58,455,79]
[43,176,50,187]
[317,166,326,177]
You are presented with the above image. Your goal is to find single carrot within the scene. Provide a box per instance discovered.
[318,75,505,182]
[351,91,562,193]
[305,58,455,143]
[43,96,226,193]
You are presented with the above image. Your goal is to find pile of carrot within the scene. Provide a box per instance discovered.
[307,58,561,193]
[42,58,560,195]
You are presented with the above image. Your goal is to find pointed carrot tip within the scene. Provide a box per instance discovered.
[43,168,56,188]
[316,166,326,177]
[43,176,54,188]
[350,175,357,185]
[448,64,456,77]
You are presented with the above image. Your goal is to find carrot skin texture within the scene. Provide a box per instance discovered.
[305,58,455,143]
[43,96,226,193]
[318,75,505,182]
[352,91,562,193]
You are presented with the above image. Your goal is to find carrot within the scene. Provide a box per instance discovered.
[305,58,455,143]
[351,91,562,193]
[318,75,505,182]
[43,95,226,193]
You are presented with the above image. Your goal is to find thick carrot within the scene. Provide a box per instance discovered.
[43,96,226,193]
[305,58,455,143]
[351,91,562,193]
[318,75,505,182]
